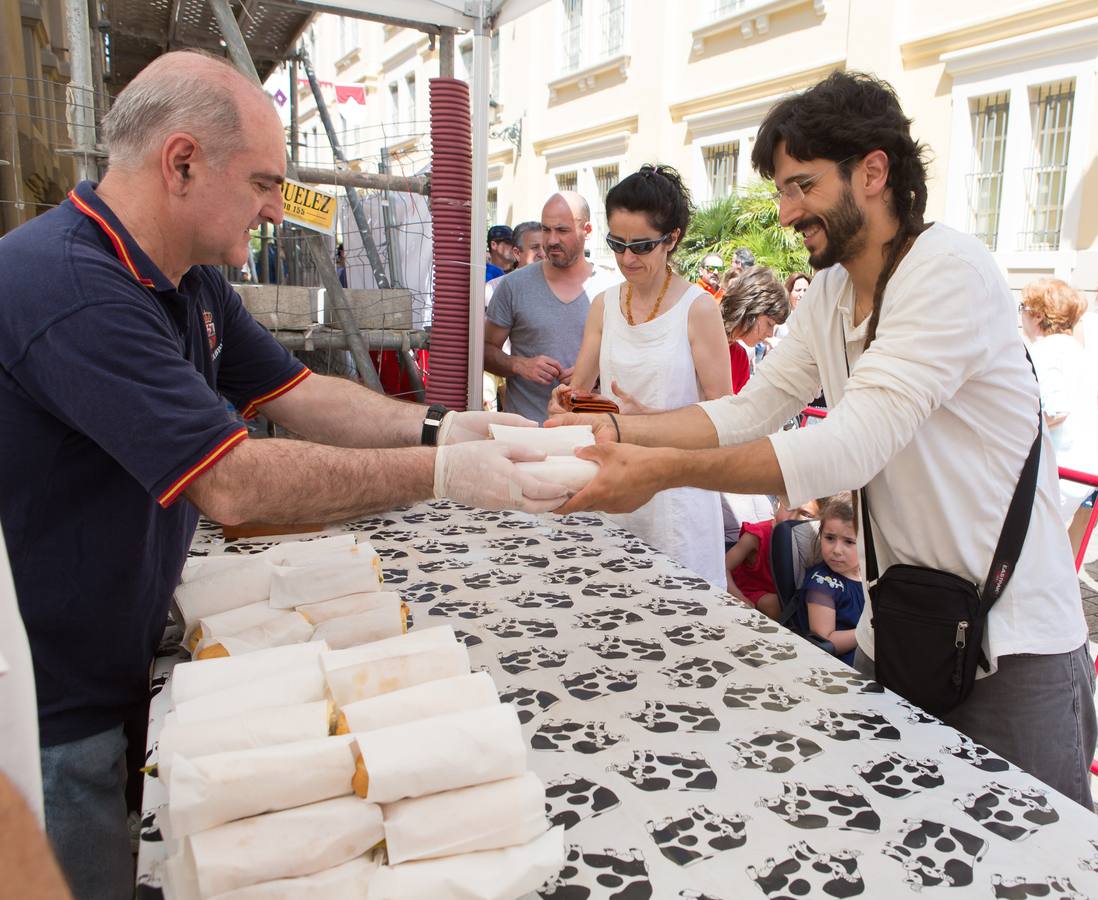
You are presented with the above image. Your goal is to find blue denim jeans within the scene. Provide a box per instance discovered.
[40,724,133,900]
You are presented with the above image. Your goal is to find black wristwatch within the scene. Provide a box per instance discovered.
[420,403,450,446]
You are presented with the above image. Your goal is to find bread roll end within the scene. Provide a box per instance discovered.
[352,752,369,798]
[196,643,229,660]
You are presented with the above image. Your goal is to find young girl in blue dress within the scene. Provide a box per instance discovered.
[802,495,864,666]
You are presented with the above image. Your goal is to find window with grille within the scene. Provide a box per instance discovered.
[593,163,620,260]
[487,188,498,230]
[460,42,473,82]
[965,92,1009,251]
[491,30,501,101]
[703,142,739,200]
[556,171,578,193]
[601,0,625,58]
[388,83,399,127]
[561,0,584,74]
[404,74,417,123]
[338,17,358,59]
[1022,79,1075,251]
[714,0,744,15]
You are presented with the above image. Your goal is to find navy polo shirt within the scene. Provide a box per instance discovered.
[0,181,308,745]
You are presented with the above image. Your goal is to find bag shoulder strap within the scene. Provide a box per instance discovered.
[846,327,1040,614]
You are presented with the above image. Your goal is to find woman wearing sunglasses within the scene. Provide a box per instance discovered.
[549,164,732,588]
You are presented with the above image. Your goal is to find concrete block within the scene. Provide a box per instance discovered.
[234,284,318,330]
[322,288,414,330]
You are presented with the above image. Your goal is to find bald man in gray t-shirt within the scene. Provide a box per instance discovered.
[484,191,620,423]
[486,263,617,422]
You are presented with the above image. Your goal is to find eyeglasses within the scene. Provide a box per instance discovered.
[605,233,670,255]
[1018,302,1033,314]
[701,263,723,273]
[770,154,862,204]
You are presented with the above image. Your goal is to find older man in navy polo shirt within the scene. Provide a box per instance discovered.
[0,51,565,897]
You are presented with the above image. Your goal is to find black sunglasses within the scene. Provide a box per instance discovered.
[605,233,671,255]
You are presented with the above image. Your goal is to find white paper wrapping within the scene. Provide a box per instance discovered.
[181,555,257,584]
[312,606,406,651]
[194,612,314,659]
[297,591,403,625]
[488,423,594,455]
[382,772,546,864]
[366,826,565,900]
[166,735,356,838]
[158,701,331,783]
[265,534,359,566]
[268,550,383,609]
[181,536,359,584]
[171,642,327,706]
[209,854,379,900]
[321,627,456,673]
[325,643,470,709]
[190,602,284,650]
[353,704,525,804]
[340,672,498,734]
[175,559,274,634]
[188,795,384,897]
[163,844,201,900]
[514,456,599,495]
[173,662,326,725]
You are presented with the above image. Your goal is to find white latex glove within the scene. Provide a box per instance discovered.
[438,411,537,445]
[433,441,569,513]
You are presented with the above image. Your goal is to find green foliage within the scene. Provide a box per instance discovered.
[677,183,810,280]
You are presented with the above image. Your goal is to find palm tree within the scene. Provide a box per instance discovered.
[678,184,809,279]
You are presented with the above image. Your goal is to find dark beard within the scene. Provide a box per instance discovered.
[804,184,866,270]
[547,245,581,269]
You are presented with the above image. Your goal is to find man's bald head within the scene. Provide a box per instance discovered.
[103,50,276,171]
[542,191,590,225]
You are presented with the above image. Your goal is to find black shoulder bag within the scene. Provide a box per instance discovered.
[852,348,1041,717]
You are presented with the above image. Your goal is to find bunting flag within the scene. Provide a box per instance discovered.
[334,84,367,105]
[294,78,368,105]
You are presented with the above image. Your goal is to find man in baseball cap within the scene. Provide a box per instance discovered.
[487,224,515,281]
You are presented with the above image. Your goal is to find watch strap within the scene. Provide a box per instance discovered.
[421,403,449,446]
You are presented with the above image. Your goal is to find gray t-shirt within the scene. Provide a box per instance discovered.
[486,262,619,423]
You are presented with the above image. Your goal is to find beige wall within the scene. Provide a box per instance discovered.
[0,0,77,236]
[291,0,1098,290]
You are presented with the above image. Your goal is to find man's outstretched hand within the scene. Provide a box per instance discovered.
[553,442,673,515]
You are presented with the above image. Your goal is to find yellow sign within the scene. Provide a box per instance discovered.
[280,179,337,234]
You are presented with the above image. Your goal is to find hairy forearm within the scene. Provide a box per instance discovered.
[658,438,786,496]
[186,438,435,525]
[259,373,425,448]
[484,343,519,378]
[617,405,721,450]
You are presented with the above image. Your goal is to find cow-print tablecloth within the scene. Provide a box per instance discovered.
[137,500,1098,900]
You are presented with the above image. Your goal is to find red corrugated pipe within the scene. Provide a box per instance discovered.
[426,77,473,410]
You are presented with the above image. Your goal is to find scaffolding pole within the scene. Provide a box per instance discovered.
[208,0,383,392]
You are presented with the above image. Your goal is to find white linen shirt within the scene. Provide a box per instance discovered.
[699,224,1086,672]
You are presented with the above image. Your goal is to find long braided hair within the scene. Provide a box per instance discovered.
[751,72,931,349]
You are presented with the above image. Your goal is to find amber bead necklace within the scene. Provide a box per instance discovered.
[624,264,673,326]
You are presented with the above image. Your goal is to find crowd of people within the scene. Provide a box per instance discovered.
[1,49,1097,898]
[480,71,1098,816]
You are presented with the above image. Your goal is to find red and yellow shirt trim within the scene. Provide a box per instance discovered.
[157,427,248,508]
[67,189,156,288]
[240,368,311,420]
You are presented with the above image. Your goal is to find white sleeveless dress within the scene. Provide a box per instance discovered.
[598,282,726,587]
